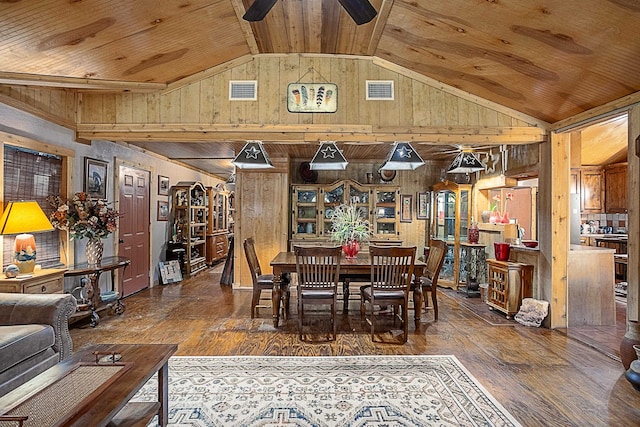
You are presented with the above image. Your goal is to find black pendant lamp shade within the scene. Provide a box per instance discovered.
[379,141,425,171]
[243,0,376,25]
[447,151,485,174]
[232,140,274,169]
[309,141,348,170]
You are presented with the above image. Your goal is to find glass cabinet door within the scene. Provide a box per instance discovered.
[293,188,318,236]
[374,189,398,236]
[459,189,469,241]
[322,183,345,235]
[435,190,456,241]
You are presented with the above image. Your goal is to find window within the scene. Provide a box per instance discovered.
[3,145,64,268]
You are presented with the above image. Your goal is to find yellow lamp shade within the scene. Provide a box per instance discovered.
[0,201,53,274]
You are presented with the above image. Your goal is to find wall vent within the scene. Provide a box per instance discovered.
[366,80,394,100]
[229,81,257,100]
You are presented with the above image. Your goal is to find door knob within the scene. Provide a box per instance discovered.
[118,239,124,243]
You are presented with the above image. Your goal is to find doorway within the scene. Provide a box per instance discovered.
[118,165,151,296]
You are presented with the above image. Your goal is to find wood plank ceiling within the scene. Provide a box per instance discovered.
[0,0,636,176]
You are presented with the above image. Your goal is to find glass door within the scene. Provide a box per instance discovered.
[293,187,319,237]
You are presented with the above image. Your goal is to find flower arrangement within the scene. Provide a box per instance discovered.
[490,192,513,224]
[329,203,371,245]
[47,192,119,240]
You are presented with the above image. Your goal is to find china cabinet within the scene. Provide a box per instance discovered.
[290,179,399,245]
[431,181,472,289]
[171,181,208,278]
[206,185,230,265]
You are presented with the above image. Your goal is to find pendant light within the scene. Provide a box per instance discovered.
[309,141,349,170]
[447,150,485,174]
[379,141,425,171]
[232,141,274,169]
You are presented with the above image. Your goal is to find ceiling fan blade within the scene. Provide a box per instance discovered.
[337,0,377,25]
[243,0,278,21]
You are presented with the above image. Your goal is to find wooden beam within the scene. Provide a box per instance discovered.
[367,0,394,56]
[0,72,166,92]
[162,55,256,94]
[76,123,546,144]
[551,90,640,132]
[229,0,260,55]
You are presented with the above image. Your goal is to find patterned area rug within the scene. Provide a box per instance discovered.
[133,355,521,426]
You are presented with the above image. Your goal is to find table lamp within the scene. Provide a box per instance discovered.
[0,201,54,275]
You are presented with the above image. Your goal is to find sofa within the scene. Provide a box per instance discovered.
[0,293,77,397]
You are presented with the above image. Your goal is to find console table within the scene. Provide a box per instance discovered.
[64,256,130,327]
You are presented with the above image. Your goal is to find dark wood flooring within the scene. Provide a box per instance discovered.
[70,265,640,426]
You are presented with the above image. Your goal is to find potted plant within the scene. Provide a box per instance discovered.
[329,203,371,258]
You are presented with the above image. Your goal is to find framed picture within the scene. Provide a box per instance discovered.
[158,175,170,195]
[287,83,338,113]
[157,200,169,221]
[417,192,430,220]
[159,260,183,284]
[84,157,108,199]
[400,194,413,223]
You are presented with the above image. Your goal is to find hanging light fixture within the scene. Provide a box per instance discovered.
[447,149,485,174]
[232,140,274,169]
[224,173,236,192]
[379,141,425,171]
[309,141,348,170]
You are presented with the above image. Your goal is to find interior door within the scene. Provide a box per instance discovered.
[118,165,150,296]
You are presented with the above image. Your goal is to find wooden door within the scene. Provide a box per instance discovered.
[118,165,150,296]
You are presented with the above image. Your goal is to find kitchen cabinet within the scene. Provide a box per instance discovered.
[604,162,627,213]
[171,181,208,278]
[432,181,472,289]
[290,180,400,245]
[579,167,604,213]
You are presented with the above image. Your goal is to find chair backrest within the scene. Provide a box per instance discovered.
[243,237,262,285]
[369,246,416,291]
[424,239,447,286]
[294,246,342,290]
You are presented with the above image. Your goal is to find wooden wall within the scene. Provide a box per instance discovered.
[0,87,76,128]
[77,55,537,129]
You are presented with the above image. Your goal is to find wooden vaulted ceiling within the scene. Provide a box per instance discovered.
[0,0,637,175]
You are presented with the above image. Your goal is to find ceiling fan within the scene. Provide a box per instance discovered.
[243,0,377,25]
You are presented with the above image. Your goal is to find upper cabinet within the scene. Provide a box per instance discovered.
[291,180,399,243]
[604,163,628,213]
[571,167,604,213]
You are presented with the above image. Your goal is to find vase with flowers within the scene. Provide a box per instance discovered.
[490,192,513,224]
[48,192,119,265]
[329,203,371,258]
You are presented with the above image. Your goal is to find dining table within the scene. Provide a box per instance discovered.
[269,251,426,328]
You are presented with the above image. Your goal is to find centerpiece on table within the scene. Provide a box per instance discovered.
[328,203,371,258]
[48,192,119,265]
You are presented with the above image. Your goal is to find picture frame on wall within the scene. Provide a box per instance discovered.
[287,83,338,113]
[400,194,413,223]
[158,175,170,196]
[417,192,430,220]
[84,157,108,199]
[157,200,169,221]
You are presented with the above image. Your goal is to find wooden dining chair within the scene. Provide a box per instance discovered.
[243,237,274,318]
[360,246,416,343]
[421,239,447,321]
[294,245,342,341]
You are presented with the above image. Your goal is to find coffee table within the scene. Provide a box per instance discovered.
[0,343,177,427]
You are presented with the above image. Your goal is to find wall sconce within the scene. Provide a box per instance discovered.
[309,141,349,170]
[379,142,425,170]
[447,150,485,174]
[0,201,54,274]
[232,141,274,169]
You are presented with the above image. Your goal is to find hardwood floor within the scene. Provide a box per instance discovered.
[70,265,640,426]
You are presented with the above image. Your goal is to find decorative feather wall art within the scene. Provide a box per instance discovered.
[288,83,338,113]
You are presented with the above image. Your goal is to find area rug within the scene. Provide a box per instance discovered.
[133,355,521,427]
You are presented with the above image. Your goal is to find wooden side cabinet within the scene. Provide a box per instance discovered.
[0,269,65,294]
[486,260,533,319]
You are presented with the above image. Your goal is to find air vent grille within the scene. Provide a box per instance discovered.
[366,80,394,100]
[229,81,257,100]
